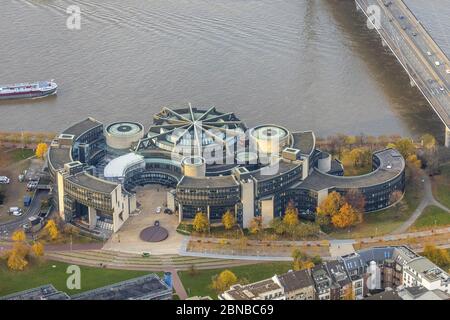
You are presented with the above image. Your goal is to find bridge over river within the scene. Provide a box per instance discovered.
[356,0,450,146]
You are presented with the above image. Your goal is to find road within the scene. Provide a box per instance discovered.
[357,0,450,141]
[0,189,49,239]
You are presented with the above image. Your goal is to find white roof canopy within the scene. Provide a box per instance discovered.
[104,153,144,178]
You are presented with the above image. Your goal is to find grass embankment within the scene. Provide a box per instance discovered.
[9,148,34,162]
[409,206,450,231]
[329,180,422,239]
[431,162,450,209]
[179,262,292,299]
[0,259,151,297]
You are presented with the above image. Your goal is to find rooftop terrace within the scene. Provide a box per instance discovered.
[62,117,102,140]
[66,172,118,194]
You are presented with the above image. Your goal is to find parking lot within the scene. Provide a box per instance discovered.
[0,154,33,224]
[0,148,47,240]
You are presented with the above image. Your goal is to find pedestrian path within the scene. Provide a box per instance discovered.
[393,174,450,234]
[45,249,259,271]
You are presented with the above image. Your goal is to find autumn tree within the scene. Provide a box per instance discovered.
[35,142,48,159]
[421,134,436,151]
[387,138,415,159]
[406,154,421,170]
[270,218,287,235]
[344,189,366,213]
[11,230,26,242]
[344,148,371,168]
[7,250,28,271]
[316,191,344,227]
[211,270,238,293]
[423,244,450,269]
[283,201,299,228]
[31,241,45,257]
[292,248,315,271]
[248,216,263,235]
[221,210,235,230]
[6,238,30,271]
[389,190,403,206]
[192,212,209,233]
[344,135,357,149]
[43,219,59,240]
[331,203,359,229]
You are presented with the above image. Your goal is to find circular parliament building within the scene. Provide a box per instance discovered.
[48,105,405,234]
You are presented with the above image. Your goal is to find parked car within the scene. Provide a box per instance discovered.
[26,181,38,191]
[23,195,32,207]
[9,207,21,214]
[164,208,173,215]
[0,176,10,184]
[155,206,162,214]
[13,210,23,217]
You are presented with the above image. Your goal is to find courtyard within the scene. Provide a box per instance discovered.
[102,185,185,255]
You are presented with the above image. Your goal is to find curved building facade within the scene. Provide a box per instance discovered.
[105,121,144,150]
[48,106,406,233]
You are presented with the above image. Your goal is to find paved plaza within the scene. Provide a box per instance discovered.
[103,185,185,254]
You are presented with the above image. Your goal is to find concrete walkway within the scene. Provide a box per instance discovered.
[168,268,188,299]
[392,174,450,234]
[183,227,450,260]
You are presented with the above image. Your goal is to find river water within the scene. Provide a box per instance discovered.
[0,0,446,140]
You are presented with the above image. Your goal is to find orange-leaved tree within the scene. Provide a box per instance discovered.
[331,203,359,229]
[249,216,263,235]
[7,249,28,271]
[35,142,48,159]
[193,212,209,233]
[211,270,238,293]
[11,230,26,242]
[221,210,235,230]
[316,191,344,227]
[31,241,45,257]
[283,201,299,228]
[43,219,59,241]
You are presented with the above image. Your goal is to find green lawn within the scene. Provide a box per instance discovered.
[179,262,292,299]
[409,206,450,231]
[0,259,151,297]
[329,179,422,239]
[10,148,34,162]
[431,162,450,209]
